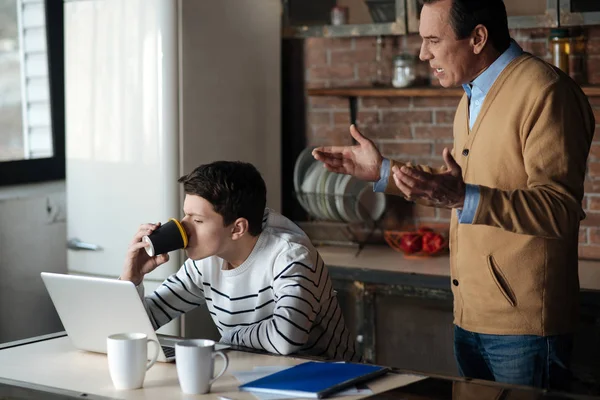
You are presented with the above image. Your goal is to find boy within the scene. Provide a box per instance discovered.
[121,161,359,361]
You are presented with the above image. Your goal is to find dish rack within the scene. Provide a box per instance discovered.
[294,191,388,256]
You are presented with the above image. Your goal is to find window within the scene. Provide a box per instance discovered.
[0,0,64,186]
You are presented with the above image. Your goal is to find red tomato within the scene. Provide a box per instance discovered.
[400,233,423,254]
[422,231,445,254]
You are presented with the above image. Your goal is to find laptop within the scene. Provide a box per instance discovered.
[40,272,227,362]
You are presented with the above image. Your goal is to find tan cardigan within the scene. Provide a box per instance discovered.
[386,54,595,335]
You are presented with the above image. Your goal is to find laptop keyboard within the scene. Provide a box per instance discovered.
[162,345,175,358]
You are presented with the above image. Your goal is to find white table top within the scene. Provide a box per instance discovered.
[0,336,424,400]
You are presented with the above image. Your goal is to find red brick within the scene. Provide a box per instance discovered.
[589,197,600,211]
[306,81,330,89]
[330,48,376,65]
[309,65,355,81]
[589,228,600,245]
[585,179,600,193]
[379,142,432,157]
[310,126,354,146]
[433,141,455,156]
[413,204,436,218]
[520,41,548,58]
[334,110,379,125]
[412,97,461,108]
[309,96,349,109]
[363,124,412,140]
[305,50,328,67]
[356,63,393,84]
[437,208,452,221]
[360,97,411,109]
[588,161,600,178]
[328,78,360,87]
[382,110,432,124]
[586,39,600,56]
[586,57,600,85]
[590,143,600,160]
[306,37,352,52]
[510,28,549,41]
[581,212,600,227]
[308,111,331,126]
[414,125,453,140]
[593,109,600,124]
[586,27,600,40]
[354,37,378,50]
[579,245,600,260]
[580,227,589,244]
[435,110,456,124]
[403,34,423,55]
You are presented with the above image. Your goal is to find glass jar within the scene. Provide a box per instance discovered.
[330,6,348,26]
[569,27,587,84]
[549,28,570,74]
[392,54,417,88]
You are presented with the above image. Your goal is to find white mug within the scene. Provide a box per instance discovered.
[107,332,159,390]
[175,339,229,395]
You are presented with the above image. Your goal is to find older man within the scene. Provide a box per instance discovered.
[312,0,594,390]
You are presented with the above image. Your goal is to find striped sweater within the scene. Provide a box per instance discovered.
[137,209,360,361]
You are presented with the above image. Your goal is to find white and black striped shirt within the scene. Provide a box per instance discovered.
[138,209,360,362]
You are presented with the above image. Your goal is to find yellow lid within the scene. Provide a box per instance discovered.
[169,218,188,248]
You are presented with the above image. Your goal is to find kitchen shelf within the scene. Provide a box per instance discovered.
[307,85,600,97]
[282,22,404,39]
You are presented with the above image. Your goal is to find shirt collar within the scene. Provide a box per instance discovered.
[462,39,523,97]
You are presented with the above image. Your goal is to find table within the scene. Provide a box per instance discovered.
[1,332,599,400]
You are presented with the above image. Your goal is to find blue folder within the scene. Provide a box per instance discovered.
[238,361,389,398]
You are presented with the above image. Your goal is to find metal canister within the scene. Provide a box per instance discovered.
[331,6,349,26]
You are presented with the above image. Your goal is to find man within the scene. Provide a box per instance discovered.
[312,0,594,389]
[121,161,359,362]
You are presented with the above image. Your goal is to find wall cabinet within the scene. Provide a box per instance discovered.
[560,0,600,26]
[282,0,406,38]
[407,0,558,33]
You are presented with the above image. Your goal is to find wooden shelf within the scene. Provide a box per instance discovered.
[307,86,600,97]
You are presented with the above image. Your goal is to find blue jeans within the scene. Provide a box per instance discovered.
[453,325,573,391]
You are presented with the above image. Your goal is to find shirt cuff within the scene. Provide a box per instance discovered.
[373,158,390,193]
[456,184,480,224]
[220,328,235,344]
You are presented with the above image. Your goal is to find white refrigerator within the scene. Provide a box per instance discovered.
[64,0,281,337]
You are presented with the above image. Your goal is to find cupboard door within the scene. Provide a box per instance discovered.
[406,0,558,33]
[375,293,458,376]
[560,0,600,26]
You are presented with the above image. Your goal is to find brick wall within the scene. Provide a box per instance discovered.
[303,28,600,258]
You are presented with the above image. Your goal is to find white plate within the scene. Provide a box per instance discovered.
[316,167,334,220]
[356,185,386,222]
[334,174,354,222]
[293,147,316,211]
[324,172,343,221]
[300,161,323,218]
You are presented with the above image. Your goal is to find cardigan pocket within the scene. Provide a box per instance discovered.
[487,255,517,307]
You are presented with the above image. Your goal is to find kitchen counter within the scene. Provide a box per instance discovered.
[318,245,600,292]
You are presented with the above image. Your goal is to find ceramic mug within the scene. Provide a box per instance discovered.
[107,332,159,390]
[175,339,229,394]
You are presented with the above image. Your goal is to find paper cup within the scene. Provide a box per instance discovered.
[143,218,188,257]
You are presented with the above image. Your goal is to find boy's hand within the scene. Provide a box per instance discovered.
[120,223,170,286]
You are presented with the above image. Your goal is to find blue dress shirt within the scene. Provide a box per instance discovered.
[374,40,523,223]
